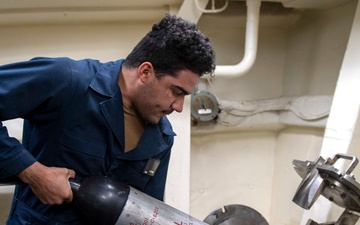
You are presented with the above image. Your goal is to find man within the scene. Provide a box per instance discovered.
[0,14,215,224]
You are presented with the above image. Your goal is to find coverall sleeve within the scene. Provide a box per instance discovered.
[0,57,72,178]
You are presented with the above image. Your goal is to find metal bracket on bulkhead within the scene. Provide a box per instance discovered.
[292,153,360,225]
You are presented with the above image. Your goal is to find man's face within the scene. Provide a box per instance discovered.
[133,69,199,124]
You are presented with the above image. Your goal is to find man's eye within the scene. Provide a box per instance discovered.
[172,90,182,96]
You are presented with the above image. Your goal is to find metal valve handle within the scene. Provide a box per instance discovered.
[325,153,359,175]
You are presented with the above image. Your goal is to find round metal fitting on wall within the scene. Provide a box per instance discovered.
[191,91,219,122]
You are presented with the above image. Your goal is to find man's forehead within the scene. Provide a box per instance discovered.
[171,71,199,91]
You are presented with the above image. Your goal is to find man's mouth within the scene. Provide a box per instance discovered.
[162,110,173,116]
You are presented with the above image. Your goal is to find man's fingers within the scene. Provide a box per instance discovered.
[68,169,76,179]
[66,191,73,203]
[66,169,76,203]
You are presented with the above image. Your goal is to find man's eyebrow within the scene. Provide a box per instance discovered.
[175,85,191,95]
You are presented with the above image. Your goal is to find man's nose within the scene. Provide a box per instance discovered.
[171,96,185,113]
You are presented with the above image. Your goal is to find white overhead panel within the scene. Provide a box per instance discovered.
[228,0,354,9]
[277,0,354,9]
[0,0,183,25]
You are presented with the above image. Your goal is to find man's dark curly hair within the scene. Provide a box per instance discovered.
[123,14,215,78]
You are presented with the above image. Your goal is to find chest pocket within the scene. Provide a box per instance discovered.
[110,159,151,190]
[57,130,107,176]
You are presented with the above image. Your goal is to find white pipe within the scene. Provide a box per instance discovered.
[212,0,261,78]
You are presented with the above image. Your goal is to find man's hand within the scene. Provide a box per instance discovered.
[17,162,76,205]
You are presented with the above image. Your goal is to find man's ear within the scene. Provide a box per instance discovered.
[137,62,155,83]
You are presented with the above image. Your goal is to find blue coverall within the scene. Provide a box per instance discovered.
[0,57,175,224]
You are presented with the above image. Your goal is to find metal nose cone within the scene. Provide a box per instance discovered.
[292,167,326,209]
